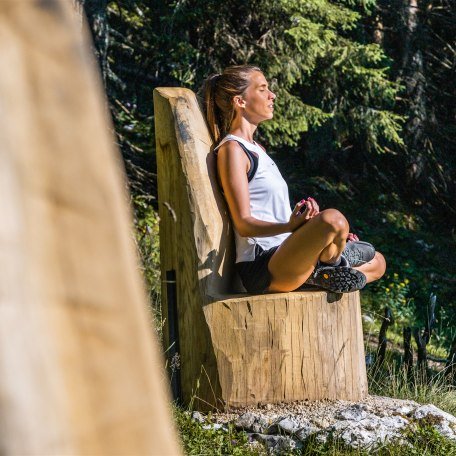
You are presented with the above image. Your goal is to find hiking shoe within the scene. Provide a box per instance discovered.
[305,256,367,293]
[343,241,375,267]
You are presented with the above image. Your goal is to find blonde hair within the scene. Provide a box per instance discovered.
[202,65,262,144]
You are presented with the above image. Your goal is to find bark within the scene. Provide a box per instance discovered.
[78,0,109,85]
[403,327,414,380]
[376,308,394,366]
[400,0,428,184]
[372,12,384,45]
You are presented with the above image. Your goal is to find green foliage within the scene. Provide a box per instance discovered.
[132,195,163,336]
[83,0,455,372]
[174,408,264,455]
[105,0,403,154]
[400,424,456,456]
[374,273,414,324]
[132,196,161,295]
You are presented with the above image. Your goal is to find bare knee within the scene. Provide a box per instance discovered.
[315,209,349,235]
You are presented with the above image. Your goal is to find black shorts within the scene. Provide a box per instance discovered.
[235,244,280,294]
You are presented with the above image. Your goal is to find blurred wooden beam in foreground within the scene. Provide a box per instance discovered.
[0,1,180,454]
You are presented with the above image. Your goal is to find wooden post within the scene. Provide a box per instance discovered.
[0,2,180,454]
[403,326,414,380]
[154,87,369,410]
[376,307,394,366]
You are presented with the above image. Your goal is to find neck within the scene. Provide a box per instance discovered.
[228,116,257,143]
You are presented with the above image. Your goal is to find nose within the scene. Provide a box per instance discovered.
[269,90,276,100]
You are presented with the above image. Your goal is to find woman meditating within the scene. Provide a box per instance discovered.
[203,65,386,294]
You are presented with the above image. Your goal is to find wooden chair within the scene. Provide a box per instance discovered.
[154,87,368,410]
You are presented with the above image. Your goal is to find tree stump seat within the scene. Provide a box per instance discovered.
[154,87,368,410]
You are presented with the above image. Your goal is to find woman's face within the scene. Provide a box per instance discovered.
[237,71,276,124]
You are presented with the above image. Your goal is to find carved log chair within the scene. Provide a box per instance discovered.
[154,87,368,410]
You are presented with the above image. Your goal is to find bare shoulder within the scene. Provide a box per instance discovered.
[216,140,249,169]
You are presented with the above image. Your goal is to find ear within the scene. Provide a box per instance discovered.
[233,96,246,109]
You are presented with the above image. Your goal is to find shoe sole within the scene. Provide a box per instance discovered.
[307,267,367,293]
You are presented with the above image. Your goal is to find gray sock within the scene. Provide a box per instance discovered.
[319,257,342,267]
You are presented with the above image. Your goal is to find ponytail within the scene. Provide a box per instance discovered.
[203,73,222,144]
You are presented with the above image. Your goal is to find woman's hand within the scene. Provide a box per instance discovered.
[347,232,359,242]
[288,197,320,232]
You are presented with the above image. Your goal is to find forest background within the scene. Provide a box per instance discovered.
[77,0,455,354]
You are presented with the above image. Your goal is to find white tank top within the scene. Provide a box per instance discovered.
[214,134,292,262]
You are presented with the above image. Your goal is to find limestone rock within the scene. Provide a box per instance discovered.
[336,404,368,421]
[235,412,272,434]
[191,411,205,423]
[267,417,301,435]
[413,404,456,440]
[235,412,256,430]
[295,421,320,441]
[252,415,272,434]
[251,433,299,453]
[413,404,456,425]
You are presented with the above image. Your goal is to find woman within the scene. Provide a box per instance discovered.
[203,65,386,293]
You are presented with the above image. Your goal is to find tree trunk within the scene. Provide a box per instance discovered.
[399,0,428,184]
[78,0,109,85]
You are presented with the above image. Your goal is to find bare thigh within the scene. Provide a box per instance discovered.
[268,209,349,292]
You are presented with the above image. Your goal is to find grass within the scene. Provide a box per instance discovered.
[174,408,266,455]
[367,359,456,417]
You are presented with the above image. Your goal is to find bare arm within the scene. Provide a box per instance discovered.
[217,141,315,237]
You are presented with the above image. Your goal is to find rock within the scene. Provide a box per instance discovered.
[413,404,456,425]
[396,405,414,416]
[433,421,456,440]
[202,423,225,431]
[235,412,271,433]
[336,404,368,422]
[235,412,256,430]
[327,412,409,448]
[191,411,205,423]
[251,433,299,453]
[311,417,331,428]
[413,405,456,440]
[273,417,301,435]
[382,415,409,430]
[295,421,320,441]
[252,415,271,433]
[210,395,456,453]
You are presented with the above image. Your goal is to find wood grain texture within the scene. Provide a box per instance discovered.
[154,87,368,410]
[0,2,180,454]
[205,292,368,407]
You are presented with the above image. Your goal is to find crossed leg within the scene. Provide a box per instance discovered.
[268,209,386,292]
